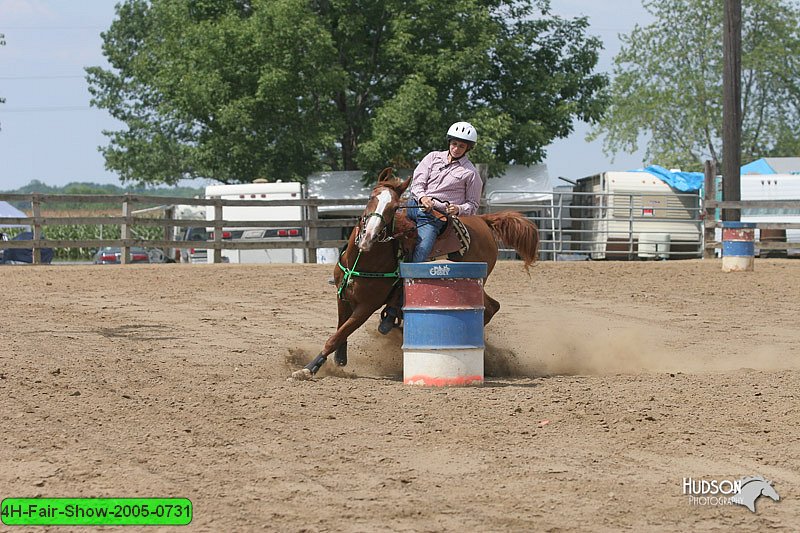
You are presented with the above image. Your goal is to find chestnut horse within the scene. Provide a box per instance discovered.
[291,169,539,380]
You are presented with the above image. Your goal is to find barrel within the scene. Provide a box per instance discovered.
[400,261,487,386]
[722,221,756,272]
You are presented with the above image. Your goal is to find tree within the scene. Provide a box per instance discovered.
[88,0,607,185]
[590,0,800,171]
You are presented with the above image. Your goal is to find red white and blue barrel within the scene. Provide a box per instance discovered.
[400,261,487,386]
[722,221,756,272]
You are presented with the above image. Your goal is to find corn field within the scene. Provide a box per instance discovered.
[3,210,167,261]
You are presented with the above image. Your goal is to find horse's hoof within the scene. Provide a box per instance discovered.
[289,368,313,381]
[334,350,347,367]
[378,308,398,335]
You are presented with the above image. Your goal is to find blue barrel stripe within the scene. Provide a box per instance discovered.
[722,240,755,257]
[721,221,757,229]
[402,308,484,349]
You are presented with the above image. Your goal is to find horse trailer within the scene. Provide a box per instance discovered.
[204,181,306,264]
[306,171,373,263]
[730,173,800,257]
[570,171,703,259]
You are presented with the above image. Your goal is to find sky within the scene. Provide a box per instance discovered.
[0,0,653,190]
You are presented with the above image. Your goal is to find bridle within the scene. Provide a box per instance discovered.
[355,210,395,247]
[337,192,454,299]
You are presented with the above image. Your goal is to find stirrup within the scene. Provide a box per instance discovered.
[378,307,399,335]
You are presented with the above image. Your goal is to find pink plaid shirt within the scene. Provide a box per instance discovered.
[409,150,482,215]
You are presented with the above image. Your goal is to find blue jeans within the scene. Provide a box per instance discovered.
[406,198,446,262]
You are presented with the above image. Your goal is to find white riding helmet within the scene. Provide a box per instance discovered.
[446,121,478,146]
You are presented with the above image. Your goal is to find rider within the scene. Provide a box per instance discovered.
[378,121,482,334]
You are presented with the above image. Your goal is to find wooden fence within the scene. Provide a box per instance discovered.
[2,189,800,264]
[0,193,364,264]
[701,166,800,258]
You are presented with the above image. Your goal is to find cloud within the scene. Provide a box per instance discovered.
[0,0,57,24]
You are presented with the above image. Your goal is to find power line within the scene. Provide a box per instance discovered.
[0,75,86,80]
[1,26,105,31]
[0,105,94,113]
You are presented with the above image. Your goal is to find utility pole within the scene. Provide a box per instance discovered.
[722,0,741,221]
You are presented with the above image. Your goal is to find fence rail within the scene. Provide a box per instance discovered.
[0,192,360,264]
[2,190,800,264]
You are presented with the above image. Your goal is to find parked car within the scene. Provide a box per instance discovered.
[93,246,151,264]
[176,226,211,263]
[0,231,55,264]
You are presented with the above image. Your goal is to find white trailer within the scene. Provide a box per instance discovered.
[573,171,703,259]
[739,173,800,256]
[204,181,305,264]
[306,171,372,263]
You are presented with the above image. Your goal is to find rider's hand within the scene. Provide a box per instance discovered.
[420,196,433,212]
[446,204,459,216]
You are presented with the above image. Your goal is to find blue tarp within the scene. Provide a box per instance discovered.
[0,231,54,264]
[632,165,704,192]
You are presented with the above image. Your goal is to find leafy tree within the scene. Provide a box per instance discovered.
[88,0,607,185]
[590,0,800,171]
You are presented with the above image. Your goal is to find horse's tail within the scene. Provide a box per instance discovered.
[479,211,539,272]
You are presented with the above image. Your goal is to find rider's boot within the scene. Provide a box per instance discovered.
[378,306,399,335]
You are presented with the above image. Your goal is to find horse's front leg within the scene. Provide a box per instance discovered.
[290,306,377,380]
[333,299,352,367]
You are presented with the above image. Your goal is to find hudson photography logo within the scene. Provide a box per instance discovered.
[682,476,780,512]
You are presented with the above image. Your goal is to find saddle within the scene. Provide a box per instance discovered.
[426,215,471,260]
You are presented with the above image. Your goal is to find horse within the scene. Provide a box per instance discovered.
[290,168,539,380]
[730,476,780,512]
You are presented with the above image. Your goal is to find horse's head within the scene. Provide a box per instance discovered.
[356,168,411,252]
[758,480,780,502]
[732,476,780,512]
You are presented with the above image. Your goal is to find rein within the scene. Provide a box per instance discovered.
[335,195,453,299]
[337,212,402,300]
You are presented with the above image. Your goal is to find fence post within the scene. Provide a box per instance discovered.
[164,205,175,262]
[703,160,717,259]
[121,195,132,264]
[31,193,42,264]
[213,200,223,264]
[306,202,318,264]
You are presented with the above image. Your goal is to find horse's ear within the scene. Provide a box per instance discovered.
[397,176,411,195]
[377,167,394,183]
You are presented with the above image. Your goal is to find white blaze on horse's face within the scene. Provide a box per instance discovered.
[359,189,392,252]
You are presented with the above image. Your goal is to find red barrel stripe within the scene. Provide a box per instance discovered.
[403,278,484,307]
[404,374,483,386]
[722,228,754,241]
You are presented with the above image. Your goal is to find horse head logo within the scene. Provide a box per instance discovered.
[730,476,780,513]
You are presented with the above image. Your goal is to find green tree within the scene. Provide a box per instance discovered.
[590,0,800,171]
[88,0,607,185]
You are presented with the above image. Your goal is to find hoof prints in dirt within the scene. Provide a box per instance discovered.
[97,324,178,341]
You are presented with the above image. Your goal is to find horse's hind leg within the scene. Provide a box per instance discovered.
[483,291,500,325]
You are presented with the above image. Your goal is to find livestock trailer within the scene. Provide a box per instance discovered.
[729,173,800,257]
[571,171,703,259]
[204,181,306,264]
[306,171,373,263]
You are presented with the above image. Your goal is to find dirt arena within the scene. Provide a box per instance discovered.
[1,259,798,531]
